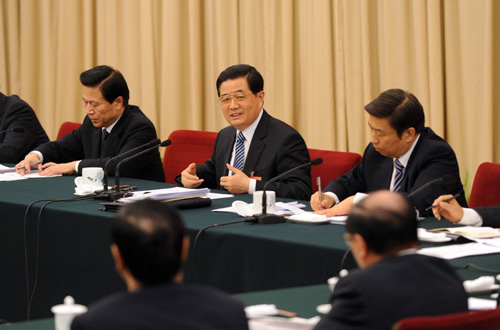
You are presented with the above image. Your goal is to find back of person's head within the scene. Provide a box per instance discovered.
[364,89,425,137]
[346,191,418,255]
[216,64,264,97]
[80,65,130,106]
[110,199,185,285]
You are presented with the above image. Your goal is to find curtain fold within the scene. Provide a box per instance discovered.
[1,0,498,194]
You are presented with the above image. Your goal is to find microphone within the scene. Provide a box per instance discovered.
[101,139,161,193]
[108,139,171,201]
[0,127,25,135]
[405,174,456,199]
[246,157,323,224]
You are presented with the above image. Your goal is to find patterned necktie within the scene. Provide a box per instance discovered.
[100,129,109,157]
[232,132,246,173]
[393,159,404,192]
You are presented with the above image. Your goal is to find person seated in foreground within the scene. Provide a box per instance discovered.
[314,190,468,330]
[16,65,165,182]
[71,200,249,330]
[432,194,500,227]
[311,88,466,217]
[179,64,311,200]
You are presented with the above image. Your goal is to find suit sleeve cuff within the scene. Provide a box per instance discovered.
[325,191,340,205]
[29,151,43,163]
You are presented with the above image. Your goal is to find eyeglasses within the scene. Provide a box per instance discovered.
[343,233,353,247]
[218,91,250,105]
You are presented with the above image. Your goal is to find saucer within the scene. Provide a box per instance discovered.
[316,304,331,314]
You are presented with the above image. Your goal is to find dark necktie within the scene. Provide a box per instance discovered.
[393,159,404,192]
[233,132,246,173]
[100,129,109,157]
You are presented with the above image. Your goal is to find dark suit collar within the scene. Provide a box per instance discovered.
[95,106,132,157]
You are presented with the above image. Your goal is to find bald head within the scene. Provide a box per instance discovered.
[346,191,418,255]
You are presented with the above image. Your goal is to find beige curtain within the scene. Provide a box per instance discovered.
[1,0,499,195]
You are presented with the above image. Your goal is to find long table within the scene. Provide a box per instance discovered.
[1,175,499,322]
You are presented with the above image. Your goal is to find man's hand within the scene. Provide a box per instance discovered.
[38,161,77,176]
[314,196,355,217]
[219,164,250,194]
[431,194,464,222]
[310,191,335,211]
[181,163,204,188]
[15,153,42,175]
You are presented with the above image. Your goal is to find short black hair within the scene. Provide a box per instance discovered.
[346,192,418,255]
[216,64,264,97]
[80,65,130,106]
[110,200,185,285]
[364,89,425,137]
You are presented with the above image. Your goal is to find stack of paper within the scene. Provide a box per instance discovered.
[117,187,210,203]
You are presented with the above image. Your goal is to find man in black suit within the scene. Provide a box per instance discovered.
[432,194,500,227]
[311,88,466,216]
[180,64,311,200]
[314,191,468,330]
[0,91,49,163]
[15,65,164,182]
[71,199,248,330]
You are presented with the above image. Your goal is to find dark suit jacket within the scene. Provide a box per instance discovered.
[475,206,500,227]
[195,110,312,200]
[0,93,49,163]
[314,254,468,330]
[325,127,467,215]
[36,105,165,182]
[71,282,249,330]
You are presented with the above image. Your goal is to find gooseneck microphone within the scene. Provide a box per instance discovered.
[113,139,171,196]
[0,127,25,134]
[101,139,161,193]
[246,157,323,224]
[405,174,456,199]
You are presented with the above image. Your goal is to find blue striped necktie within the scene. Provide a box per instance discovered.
[233,132,246,173]
[101,129,109,157]
[393,159,404,192]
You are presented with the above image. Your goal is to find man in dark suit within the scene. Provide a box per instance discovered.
[432,194,500,227]
[0,91,49,163]
[71,199,249,330]
[311,89,466,216]
[16,65,165,182]
[180,64,311,200]
[314,191,468,330]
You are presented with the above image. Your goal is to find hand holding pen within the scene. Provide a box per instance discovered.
[429,193,463,222]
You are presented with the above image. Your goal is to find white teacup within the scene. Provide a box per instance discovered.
[74,167,104,188]
[253,191,276,214]
[51,296,87,330]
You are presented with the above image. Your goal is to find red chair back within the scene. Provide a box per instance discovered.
[163,129,218,184]
[393,308,500,330]
[57,122,82,140]
[468,162,500,208]
[308,148,362,192]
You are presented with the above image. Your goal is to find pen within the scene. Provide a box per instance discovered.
[425,193,460,211]
[317,177,323,210]
[16,161,42,170]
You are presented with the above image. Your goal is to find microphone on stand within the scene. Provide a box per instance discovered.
[100,139,161,194]
[107,139,172,201]
[0,127,25,135]
[245,157,323,224]
[405,174,456,199]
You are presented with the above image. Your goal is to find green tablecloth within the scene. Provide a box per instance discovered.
[0,175,499,323]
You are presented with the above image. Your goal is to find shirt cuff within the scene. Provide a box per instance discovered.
[324,191,340,205]
[248,178,257,194]
[75,160,82,173]
[458,208,483,226]
[29,151,43,163]
[353,192,369,205]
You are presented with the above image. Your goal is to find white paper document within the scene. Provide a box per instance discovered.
[418,242,500,260]
[0,168,61,181]
[117,187,210,202]
[468,297,497,310]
